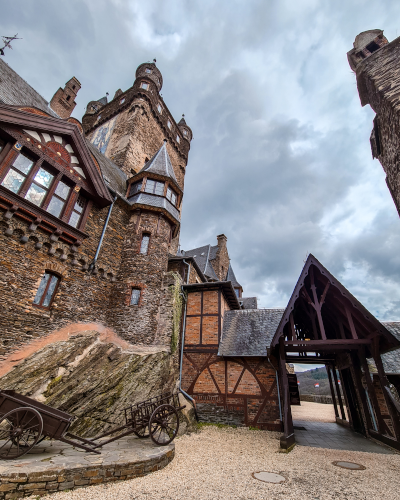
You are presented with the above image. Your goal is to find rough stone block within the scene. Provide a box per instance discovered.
[58,481,75,490]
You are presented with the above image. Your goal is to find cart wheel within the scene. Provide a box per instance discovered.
[0,407,43,460]
[149,404,179,446]
[133,426,150,438]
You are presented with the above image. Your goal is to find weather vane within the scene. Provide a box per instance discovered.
[0,34,22,56]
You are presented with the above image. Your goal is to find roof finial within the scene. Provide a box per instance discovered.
[163,138,167,143]
[153,58,157,64]
[106,92,109,96]
[0,34,22,56]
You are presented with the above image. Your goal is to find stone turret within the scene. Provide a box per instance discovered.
[50,77,81,119]
[178,115,193,142]
[135,60,163,92]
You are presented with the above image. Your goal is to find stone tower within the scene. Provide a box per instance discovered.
[50,77,81,119]
[348,30,400,215]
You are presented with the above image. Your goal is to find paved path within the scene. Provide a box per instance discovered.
[292,401,394,454]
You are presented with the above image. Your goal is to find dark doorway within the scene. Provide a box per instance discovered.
[341,368,365,435]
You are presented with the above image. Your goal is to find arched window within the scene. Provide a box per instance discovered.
[33,272,61,309]
[130,288,141,305]
[140,233,150,255]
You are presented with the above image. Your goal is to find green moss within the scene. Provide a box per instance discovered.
[169,272,184,354]
[197,422,237,430]
[44,375,63,397]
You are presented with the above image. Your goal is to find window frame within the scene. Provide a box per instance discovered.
[166,185,177,206]
[140,81,150,90]
[144,178,165,196]
[0,147,89,231]
[32,271,61,310]
[139,232,151,255]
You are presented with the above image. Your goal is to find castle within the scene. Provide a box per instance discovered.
[1,46,400,451]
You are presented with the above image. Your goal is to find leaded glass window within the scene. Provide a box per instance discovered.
[1,153,34,194]
[166,186,177,206]
[33,272,60,308]
[140,234,150,255]
[25,167,54,206]
[130,288,141,305]
[129,180,142,197]
[69,195,87,228]
[47,181,71,218]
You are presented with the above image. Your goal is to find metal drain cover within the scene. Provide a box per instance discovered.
[252,471,286,483]
[332,461,366,470]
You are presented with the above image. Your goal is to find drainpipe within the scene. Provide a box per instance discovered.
[88,194,117,272]
[178,259,198,418]
[267,357,283,422]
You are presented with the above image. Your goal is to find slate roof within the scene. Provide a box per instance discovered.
[97,96,108,106]
[85,140,127,198]
[219,308,285,356]
[0,59,59,118]
[140,141,179,185]
[226,263,241,288]
[181,245,219,280]
[178,116,187,126]
[240,297,258,309]
[368,322,400,374]
[129,192,180,221]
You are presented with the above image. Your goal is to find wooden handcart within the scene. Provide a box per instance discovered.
[0,390,185,460]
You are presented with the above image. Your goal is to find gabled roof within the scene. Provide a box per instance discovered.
[219,309,285,357]
[181,244,219,280]
[140,141,178,185]
[270,254,400,354]
[0,104,113,206]
[226,263,241,288]
[0,59,59,118]
[178,116,187,126]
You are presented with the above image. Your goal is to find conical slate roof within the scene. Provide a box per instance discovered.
[226,264,241,288]
[178,116,187,126]
[140,141,178,185]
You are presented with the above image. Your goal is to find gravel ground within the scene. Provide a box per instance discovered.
[31,423,400,500]
[292,401,337,422]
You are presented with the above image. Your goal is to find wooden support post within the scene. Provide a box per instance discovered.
[279,336,295,450]
[358,347,385,434]
[372,338,400,441]
[351,351,373,433]
[345,307,358,339]
[309,267,326,340]
[289,313,296,341]
[338,319,346,339]
[326,364,339,418]
[332,366,346,420]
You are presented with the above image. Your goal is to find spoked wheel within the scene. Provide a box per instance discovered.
[133,425,150,438]
[0,407,43,460]
[149,404,179,446]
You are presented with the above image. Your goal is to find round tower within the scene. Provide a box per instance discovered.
[178,115,193,142]
[135,60,163,92]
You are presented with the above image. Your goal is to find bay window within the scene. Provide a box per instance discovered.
[166,186,177,206]
[144,179,164,195]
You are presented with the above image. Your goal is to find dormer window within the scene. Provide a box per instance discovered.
[166,186,177,206]
[145,68,152,74]
[141,82,149,90]
[167,120,172,130]
[176,135,180,143]
[144,179,164,195]
[157,103,162,114]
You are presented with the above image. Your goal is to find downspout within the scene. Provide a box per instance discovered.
[88,194,117,272]
[267,357,283,422]
[178,259,198,419]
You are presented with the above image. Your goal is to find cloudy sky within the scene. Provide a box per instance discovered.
[3,1,400,331]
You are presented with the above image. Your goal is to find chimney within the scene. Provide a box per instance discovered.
[217,234,227,249]
[50,76,81,119]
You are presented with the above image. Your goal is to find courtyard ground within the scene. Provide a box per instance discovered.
[29,402,400,500]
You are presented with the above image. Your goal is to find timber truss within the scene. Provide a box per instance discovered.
[270,254,400,451]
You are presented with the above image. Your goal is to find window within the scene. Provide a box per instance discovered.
[176,135,180,144]
[167,120,172,130]
[157,103,162,113]
[66,95,71,102]
[144,179,164,195]
[120,98,126,104]
[72,85,76,90]
[141,82,149,90]
[25,167,54,207]
[69,195,86,228]
[1,152,34,194]
[235,288,240,298]
[366,41,380,54]
[140,234,150,254]
[130,288,141,305]
[183,130,188,136]
[166,186,177,206]
[129,180,142,197]
[145,68,152,74]
[47,181,71,218]
[33,272,60,309]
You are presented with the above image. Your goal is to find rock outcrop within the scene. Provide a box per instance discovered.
[0,331,197,436]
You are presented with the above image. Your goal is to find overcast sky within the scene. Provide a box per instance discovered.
[3,1,400,332]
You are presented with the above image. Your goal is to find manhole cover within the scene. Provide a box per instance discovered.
[252,471,286,483]
[332,461,366,470]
